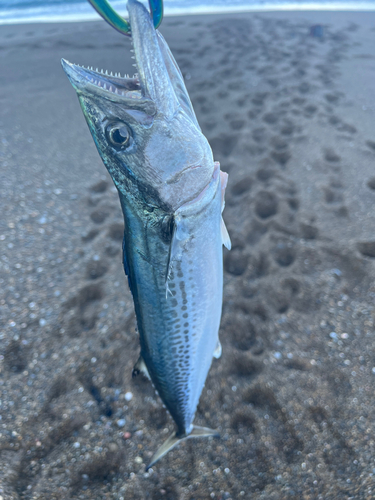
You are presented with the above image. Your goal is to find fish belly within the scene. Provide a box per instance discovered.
[123,178,223,435]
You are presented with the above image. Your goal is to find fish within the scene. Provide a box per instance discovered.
[61,0,231,469]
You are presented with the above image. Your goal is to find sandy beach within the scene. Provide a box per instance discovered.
[1,8,375,499]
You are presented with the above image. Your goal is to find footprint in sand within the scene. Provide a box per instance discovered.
[230,351,264,378]
[251,92,268,107]
[3,339,28,374]
[327,115,357,135]
[244,384,304,462]
[272,239,296,267]
[252,127,268,143]
[337,122,357,134]
[357,241,375,258]
[254,191,278,219]
[230,118,246,130]
[365,140,375,152]
[328,115,341,126]
[300,222,319,240]
[86,259,108,280]
[304,103,318,117]
[90,207,111,224]
[224,304,266,356]
[280,121,295,136]
[230,176,253,196]
[324,148,341,163]
[107,222,124,242]
[246,220,268,245]
[269,135,292,167]
[63,283,104,336]
[81,228,99,242]
[271,149,291,167]
[325,92,341,104]
[256,165,275,182]
[90,180,108,193]
[263,112,279,125]
[209,134,239,161]
[308,406,355,474]
[227,313,258,351]
[298,81,311,94]
[224,249,249,276]
[231,407,257,432]
[248,252,270,279]
[323,186,343,204]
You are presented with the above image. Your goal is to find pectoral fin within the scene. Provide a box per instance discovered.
[220,169,228,213]
[146,425,219,471]
[213,340,222,359]
[132,355,150,380]
[221,217,231,250]
[219,170,231,250]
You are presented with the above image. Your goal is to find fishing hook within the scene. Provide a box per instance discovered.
[87,0,163,36]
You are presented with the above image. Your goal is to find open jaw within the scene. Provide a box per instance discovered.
[62,0,180,119]
[61,52,161,118]
[62,0,157,109]
[61,2,151,106]
[61,60,145,101]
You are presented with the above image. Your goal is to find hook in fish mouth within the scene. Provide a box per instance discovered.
[62,0,181,120]
[61,1,151,106]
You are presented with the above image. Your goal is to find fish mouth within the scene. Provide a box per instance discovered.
[61,59,141,98]
[60,58,157,115]
[61,0,176,117]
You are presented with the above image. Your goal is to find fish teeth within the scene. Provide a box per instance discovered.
[98,81,101,87]
[115,88,118,94]
[96,67,98,72]
[109,85,113,92]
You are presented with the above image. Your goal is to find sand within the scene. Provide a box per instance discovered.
[1,8,375,500]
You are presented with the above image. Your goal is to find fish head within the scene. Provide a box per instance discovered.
[62,0,214,210]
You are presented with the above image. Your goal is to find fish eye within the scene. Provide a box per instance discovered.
[105,122,132,150]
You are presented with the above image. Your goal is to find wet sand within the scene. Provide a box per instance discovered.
[1,9,375,500]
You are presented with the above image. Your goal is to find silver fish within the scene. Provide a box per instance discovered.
[62,0,231,469]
